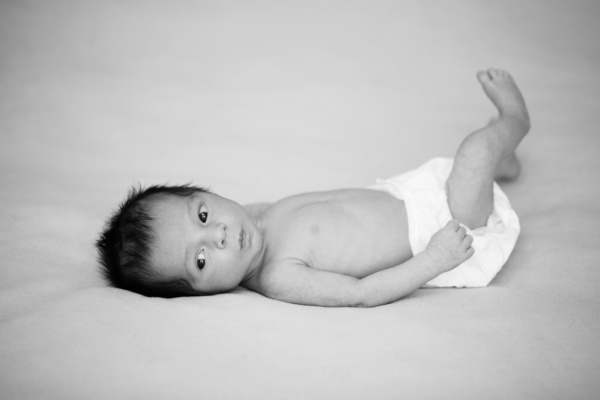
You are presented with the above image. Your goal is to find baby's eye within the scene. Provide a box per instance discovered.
[198,205,208,223]
[197,250,206,270]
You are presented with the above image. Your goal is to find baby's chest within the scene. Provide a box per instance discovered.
[265,192,412,278]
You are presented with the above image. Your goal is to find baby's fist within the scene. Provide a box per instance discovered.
[425,220,475,272]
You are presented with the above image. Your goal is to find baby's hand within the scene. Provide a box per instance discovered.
[425,220,475,272]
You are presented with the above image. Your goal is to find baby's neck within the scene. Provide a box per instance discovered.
[241,209,270,284]
[243,203,272,219]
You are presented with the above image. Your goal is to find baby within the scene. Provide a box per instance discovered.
[97,69,530,307]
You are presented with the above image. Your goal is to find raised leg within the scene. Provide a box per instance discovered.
[447,69,531,229]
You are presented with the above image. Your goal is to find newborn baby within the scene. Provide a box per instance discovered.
[97,69,529,307]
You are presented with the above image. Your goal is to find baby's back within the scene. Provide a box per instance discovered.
[259,188,412,278]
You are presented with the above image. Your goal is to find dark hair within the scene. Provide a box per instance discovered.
[96,184,210,298]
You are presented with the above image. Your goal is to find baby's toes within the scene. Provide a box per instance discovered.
[488,68,504,78]
[489,68,513,82]
[477,70,491,84]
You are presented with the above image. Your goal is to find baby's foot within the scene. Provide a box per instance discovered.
[477,69,530,128]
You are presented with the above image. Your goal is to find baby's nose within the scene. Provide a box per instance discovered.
[213,223,227,249]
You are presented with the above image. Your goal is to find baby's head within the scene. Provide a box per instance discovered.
[96,185,265,298]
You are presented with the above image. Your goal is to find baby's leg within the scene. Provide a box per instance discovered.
[447,69,530,229]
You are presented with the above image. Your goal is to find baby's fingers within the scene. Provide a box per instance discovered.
[462,234,475,259]
[446,219,460,231]
[465,246,475,259]
[462,234,473,248]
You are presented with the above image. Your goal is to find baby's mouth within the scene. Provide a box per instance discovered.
[239,229,244,250]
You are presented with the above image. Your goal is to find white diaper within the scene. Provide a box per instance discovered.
[370,157,520,288]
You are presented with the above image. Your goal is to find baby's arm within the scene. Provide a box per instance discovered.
[256,220,473,307]
[359,220,474,306]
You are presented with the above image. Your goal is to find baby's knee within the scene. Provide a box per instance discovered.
[455,134,497,172]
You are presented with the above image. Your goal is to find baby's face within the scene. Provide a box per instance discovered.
[148,192,265,293]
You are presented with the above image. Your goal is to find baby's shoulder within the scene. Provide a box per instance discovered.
[243,202,272,219]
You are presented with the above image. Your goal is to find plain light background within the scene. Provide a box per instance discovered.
[1,1,599,399]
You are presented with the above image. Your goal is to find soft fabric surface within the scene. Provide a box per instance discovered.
[1,1,599,399]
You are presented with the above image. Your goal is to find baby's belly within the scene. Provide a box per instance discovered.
[308,218,413,279]
[271,189,413,279]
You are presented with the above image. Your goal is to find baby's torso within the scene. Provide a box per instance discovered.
[259,188,412,278]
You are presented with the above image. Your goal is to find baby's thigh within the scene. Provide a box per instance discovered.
[446,158,494,229]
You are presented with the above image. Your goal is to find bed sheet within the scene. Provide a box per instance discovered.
[1,1,599,399]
